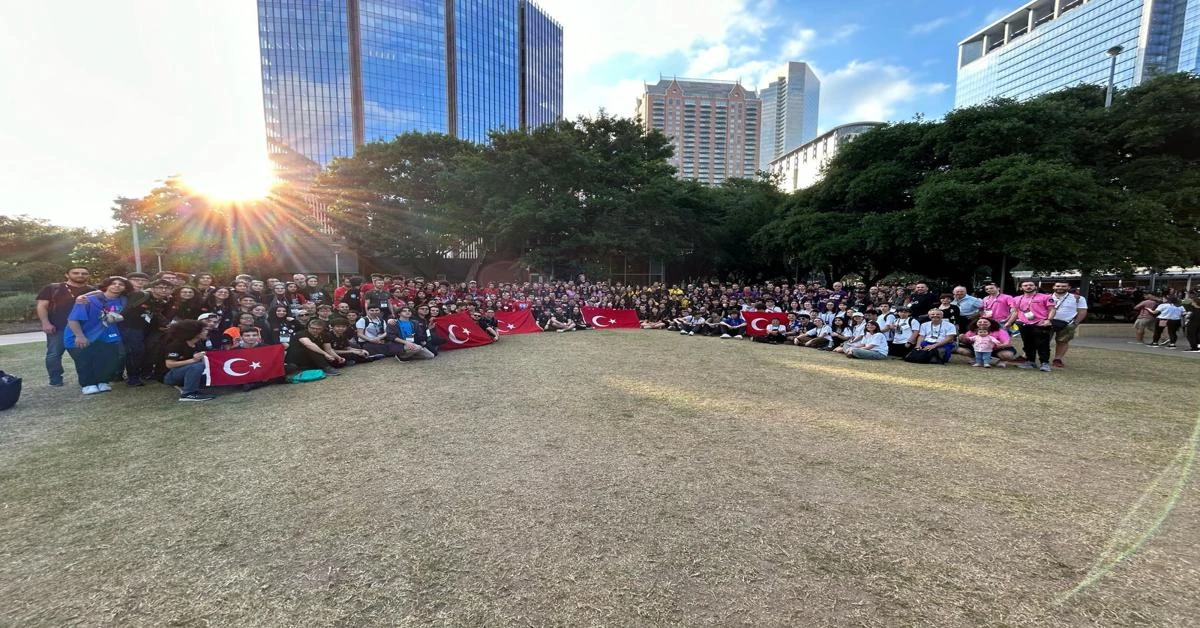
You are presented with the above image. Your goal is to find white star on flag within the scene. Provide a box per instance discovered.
[608,318,617,324]
[250,362,262,369]
[506,323,515,329]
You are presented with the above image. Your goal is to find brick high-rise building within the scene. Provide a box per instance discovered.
[636,78,761,185]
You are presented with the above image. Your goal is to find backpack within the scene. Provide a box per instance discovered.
[286,369,326,384]
[903,348,940,364]
[0,371,22,411]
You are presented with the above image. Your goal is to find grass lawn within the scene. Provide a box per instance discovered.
[1,331,1198,626]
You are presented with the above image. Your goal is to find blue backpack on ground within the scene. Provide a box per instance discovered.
[0,371,21,411]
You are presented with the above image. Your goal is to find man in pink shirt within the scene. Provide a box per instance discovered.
[1013,281,1056,371]
[981,282,1018,328]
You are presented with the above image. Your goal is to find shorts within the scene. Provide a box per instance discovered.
[1133,318,1155,332]
[1054,325,1077,343]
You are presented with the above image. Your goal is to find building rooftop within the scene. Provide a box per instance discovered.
[644,78,756,99]
[958,0,1088,65]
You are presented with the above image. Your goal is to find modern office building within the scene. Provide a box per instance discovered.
[636,78,761,185]
[955,0,1200,108]
[258,0,563,172]
[768,122,883,193]
[758,62,821,170]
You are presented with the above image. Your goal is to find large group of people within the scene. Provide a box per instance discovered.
[32,267,1200,401]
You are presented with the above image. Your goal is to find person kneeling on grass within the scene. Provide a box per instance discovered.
[843,320,889,360]
[326,318,375,365]
[161,319,217,402]
[284,318,344,376]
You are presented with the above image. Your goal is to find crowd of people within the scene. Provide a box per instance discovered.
[32,267,1200,401]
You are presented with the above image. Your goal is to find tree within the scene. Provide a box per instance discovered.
[314,132,482,274]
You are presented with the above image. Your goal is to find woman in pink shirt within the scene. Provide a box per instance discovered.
[955,318,1018,366]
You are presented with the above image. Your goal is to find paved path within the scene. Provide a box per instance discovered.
[0,332,42,347]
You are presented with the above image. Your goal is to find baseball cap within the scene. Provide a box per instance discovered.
[127,272,150,280]
[197,313,219,321]
[851,312,865,318]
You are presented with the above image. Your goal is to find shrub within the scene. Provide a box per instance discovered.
[0,293,36,322]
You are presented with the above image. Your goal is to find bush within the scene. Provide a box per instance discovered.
[0,293,36,322]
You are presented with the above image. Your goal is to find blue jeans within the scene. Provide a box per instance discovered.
[164,362,206,394]
[974,350,993,366]
[66,342,122,387]
[849,348,887,360]
[45,329,67,384]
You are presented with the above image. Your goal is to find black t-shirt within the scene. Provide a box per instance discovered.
[341,289,363,313]
[326,329,354,351]
[285,329,323,362]
[36,282,95,328]
[909,292,939,318]
[477,316,497,330]
[162,340,198,372]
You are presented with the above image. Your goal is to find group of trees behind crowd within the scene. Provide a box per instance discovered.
[3,74,1197,300]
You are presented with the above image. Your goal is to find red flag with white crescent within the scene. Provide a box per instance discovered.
[432,311,495,350]
[204,345,285,386]
[743,311,785,337]
[580,306,640,329]
[494,310,542,335]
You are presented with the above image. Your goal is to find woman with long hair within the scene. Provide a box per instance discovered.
[170,285,204,321]
[205,286,236,332]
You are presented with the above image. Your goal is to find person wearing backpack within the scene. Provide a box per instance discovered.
[35,266,95,387]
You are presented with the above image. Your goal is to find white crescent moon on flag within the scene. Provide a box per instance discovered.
[447,324,468,344]
[590,315,610,328]
[223,358,250,377]
[750,317,768,331]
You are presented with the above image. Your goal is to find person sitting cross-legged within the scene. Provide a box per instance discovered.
[388,307,436,360]
[843,320,889,360]
[161,319,217,401]
[795,316,833,349]
[284,318,345,375]
[913,308,959,364]
[545,307,576,332]
[719,309,746,339]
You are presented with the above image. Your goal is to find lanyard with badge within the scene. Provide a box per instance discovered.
[1018,294,1039,322]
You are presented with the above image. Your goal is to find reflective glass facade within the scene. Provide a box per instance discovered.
[258,0,354,168]
[258,0,563,168]
[956,0,1200,108]
[757,62,820,170]
[359,0,449,140]
[456,0,520,143]
[522,2,564,130]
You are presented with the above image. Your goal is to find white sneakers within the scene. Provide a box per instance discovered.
[97,383,112,392]
[720,333,731,339]
[81,385,101,395]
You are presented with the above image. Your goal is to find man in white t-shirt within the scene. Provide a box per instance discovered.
[915,309,958,363]
[1050,282,1088,368]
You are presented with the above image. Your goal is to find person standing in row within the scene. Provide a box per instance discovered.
[1050,282,1088,368]
[1013,281,1056,372]
[35,266,95,387]
[64,276,129,395]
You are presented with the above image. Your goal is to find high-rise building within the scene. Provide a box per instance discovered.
[767,122,883,193]
[955,0,1200,108]
[258,0,563,172]
[758,62,820,170]
[636,79,761,185]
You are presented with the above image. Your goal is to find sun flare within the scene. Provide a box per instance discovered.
[180,158,277,203]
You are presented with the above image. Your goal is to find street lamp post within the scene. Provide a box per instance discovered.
[331,244,343,285]
[152,247,167,274]
[1104,45,1123,109]
[131,221,143,273]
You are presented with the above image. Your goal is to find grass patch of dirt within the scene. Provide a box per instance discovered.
[1,332,1198,625]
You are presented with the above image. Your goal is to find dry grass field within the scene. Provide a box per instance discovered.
[1,331,1198,626]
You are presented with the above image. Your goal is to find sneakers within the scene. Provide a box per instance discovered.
[322,367,342,376]
[983,364,992,368]
[735,335,743,339]
[971,363,982,367]
[1168,344,1177,349]
[680,330,688,335]
[720,333,731,339]
[1052,359,1064,368]
[81,385,102,395]
[96,383,112,392]
[1017,362,1036,369]
[126,377,144,387]
[49,380,64,387]
[179,392,216,402]
[1039,363,1052,372]
[688,331,695,336]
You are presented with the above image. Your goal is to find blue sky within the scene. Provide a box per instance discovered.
[541,0,1014,127]
[0,0,1015,229]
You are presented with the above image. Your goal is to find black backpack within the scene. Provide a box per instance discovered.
[0,371,22,411]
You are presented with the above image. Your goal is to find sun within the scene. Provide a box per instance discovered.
[180,158,277,203]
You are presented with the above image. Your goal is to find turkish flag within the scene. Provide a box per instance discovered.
[495,310,541,335]
[743,311,786,337]
[580,306,640,330]
[432,311,495,350]
[204,345,285,386]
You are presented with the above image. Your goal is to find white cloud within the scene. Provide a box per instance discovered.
[818,60,949,128]
[909,16,954,36]
[535,0,774,116]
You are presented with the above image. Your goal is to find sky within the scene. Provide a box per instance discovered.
[0,0,1012,231]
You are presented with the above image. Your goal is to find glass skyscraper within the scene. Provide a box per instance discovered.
[956,0,1200,108]
[258,0,563,173]
[758,62,820,171]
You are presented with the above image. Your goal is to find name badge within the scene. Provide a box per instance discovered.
[982,309,992,318]
[1024,311,1035,321]
[405,337,415,343]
